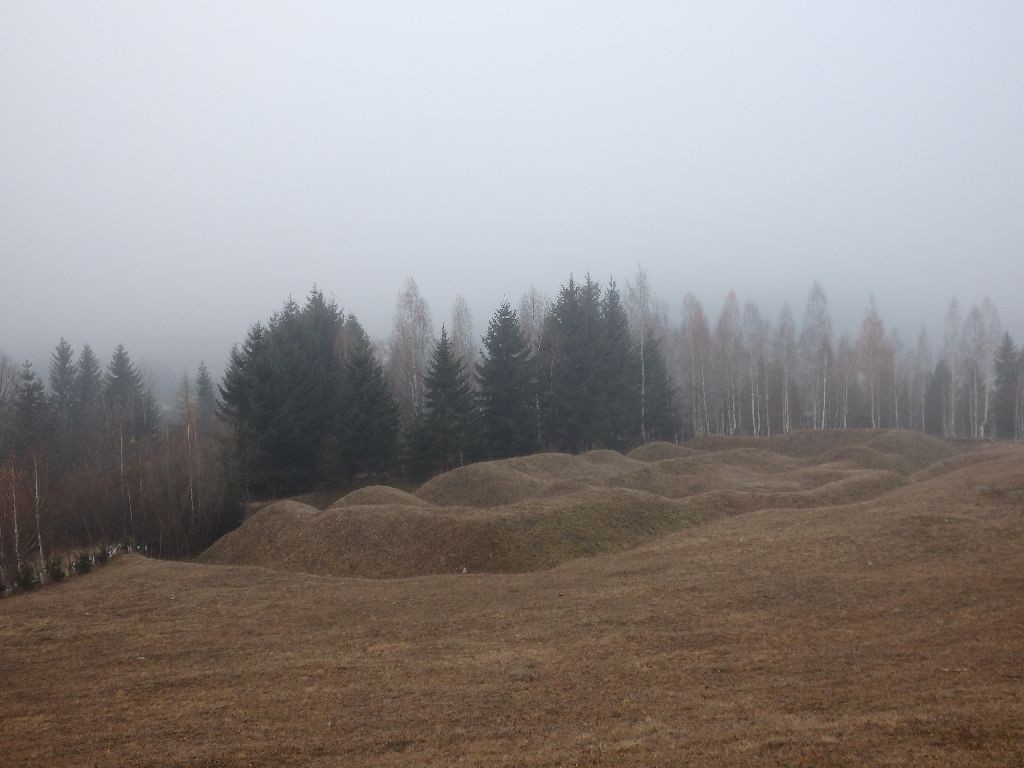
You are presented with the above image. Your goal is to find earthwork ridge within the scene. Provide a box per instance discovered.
[198,429,968,578]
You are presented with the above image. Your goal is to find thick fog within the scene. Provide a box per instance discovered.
[2,2,1022,393]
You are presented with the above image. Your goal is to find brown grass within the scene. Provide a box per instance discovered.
[3,431,1023,766]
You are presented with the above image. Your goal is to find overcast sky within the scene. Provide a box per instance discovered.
[2,1,1022,391]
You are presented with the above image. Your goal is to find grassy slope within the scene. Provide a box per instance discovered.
[199,429,951,578]
[2,438,1023,766]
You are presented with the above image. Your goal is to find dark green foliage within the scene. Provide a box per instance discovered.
[104,344,142,412]
[411,328,478,474]
[993,333,1019,440]
[539,275,646,453]
[195,362,217,427]
[48,338,76,436]
[72,344,103,436]
[598,280,641,450]
[338,333,400,480]
[14,361,50,453]
[219,289,385,496]
[103,344,160,440]
[539,275,606,452]
[641,330,679,441]
[477,300,537,458]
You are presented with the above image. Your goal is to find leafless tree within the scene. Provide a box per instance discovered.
[774,305,797,434]
[626,266,652,442]
[518,287,551,355]
[681,293,712,437]
[857,296,888,429]
[387,278,434,428]
[800,282,833,429]
[943,299,961,437]
[450,294,477,380]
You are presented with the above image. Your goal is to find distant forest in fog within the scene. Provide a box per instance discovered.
[1,270,1023,589]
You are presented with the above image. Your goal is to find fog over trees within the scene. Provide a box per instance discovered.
[1,270,1022,589]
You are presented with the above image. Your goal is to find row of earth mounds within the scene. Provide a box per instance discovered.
[198,429,968,578]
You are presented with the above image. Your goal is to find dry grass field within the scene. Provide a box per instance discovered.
[3,430,1024,766]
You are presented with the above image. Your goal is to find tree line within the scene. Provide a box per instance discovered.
[0,341,240,590]
[2,270,1022,589]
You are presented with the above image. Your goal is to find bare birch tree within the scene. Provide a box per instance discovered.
[911,328,932,432]
[681,294,712,437]
[774,305,797,433]
[626,266,652,442]
[387,278,434,428]
[857,296,887,429]
[943,299,961,437]
[450,294,477,381]
[741,301,769,436]
[800,282,833,429]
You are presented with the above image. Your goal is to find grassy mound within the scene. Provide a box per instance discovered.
[201,430,975,579]
[415,462,545,507]
[627,441,699,462]
[330,485,431,509]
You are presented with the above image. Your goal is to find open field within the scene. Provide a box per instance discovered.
[3,430,1024,766]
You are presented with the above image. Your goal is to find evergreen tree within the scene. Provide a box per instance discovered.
[104,344,141,406]
[598,280,641,450]
[641,330,678,441]
[194,362,217,427]
[411,328,477,474]
[219,289,361,495]
[993,333,1019,439]
[339,333,400,480]
[14,361,50,453]
[477,300,536,458]
[540,275,605,452]
[72,344,103,434]
[48,338,76,436]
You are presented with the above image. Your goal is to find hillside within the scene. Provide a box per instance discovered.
[3,431,1023,766]
[199,429,957,578]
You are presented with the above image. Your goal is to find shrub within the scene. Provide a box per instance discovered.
[74,552,93,574]
[46,557,66,581]
[17,565,40,591]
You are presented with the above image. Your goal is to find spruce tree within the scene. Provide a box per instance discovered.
[477,300,536,458]
[598,280,641,450]
[541,275,605,452]
[104,344,145,439]
[993,333,1019,439]
[194,362,217,427]
[14,361,50,453]
[339,334,400,480]
[411,327,477,474]
[48,338,76,436]
[641,330,679,441]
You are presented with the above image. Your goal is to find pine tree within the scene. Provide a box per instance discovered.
[411,328,477,474]
[641,329,678,441]
[993,333,1019,439]
[598,280,641,450]
[48,338,76,437]
[540,275,605,452]
[339,334,400,480]
[104,344,142,414]
[477,300,536,458]
[72,344,103,433]
[14,361,50,454]
[194,362,217,427]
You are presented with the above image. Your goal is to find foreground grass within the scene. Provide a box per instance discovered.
[2,439,1023,766]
